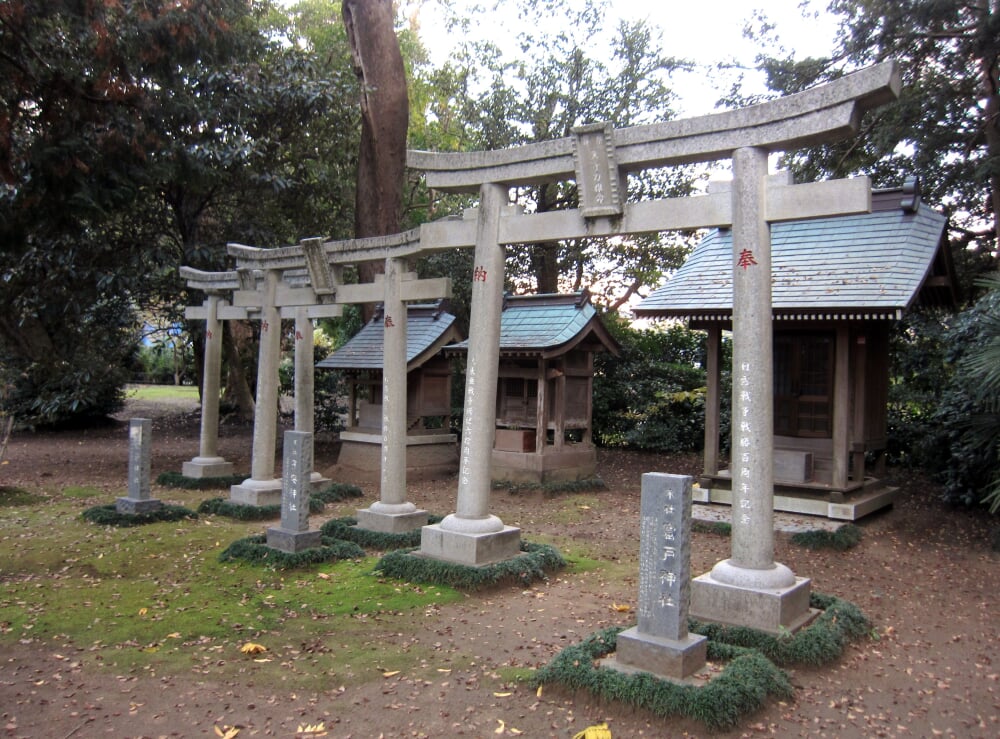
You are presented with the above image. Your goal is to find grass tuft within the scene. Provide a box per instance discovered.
[218,534,365,569]
[534,593,868,730]
[156,471,246,489]
[374,541,566,589]
[790,524,863,551]
[81,503,197,527]
[319,515,444,550]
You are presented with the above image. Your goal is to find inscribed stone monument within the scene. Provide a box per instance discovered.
[116,418,162,514]
[266,430,321,552]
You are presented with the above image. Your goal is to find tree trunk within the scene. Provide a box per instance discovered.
[342,0,409,321]
[222,321,256,422]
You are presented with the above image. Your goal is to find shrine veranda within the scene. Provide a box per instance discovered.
[181,61,901,634]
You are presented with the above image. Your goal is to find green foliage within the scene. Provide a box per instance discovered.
[692,520,732,537]
[423,0,697,300]
[932,276,1000,509]
[218,534,365,570]
[158,472,247,490]
[490,478,608,496]
[0,1,360,426]
[319,515,444,550]
[594,318,726,451]
[280,325,348,434]
[311,482,364,504]
[691,593,871,667]
[81,503,198,528]
[535,593,867,730]
[790,524,863,551]
[374,542,566,590]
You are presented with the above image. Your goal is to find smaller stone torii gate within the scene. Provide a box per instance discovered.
[182,234,453,535]
[408,61,900,632]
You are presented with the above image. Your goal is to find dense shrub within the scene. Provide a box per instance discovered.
[594,317,730,453]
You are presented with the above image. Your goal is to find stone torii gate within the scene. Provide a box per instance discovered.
[182,233,452,531]
[408,62,900,631]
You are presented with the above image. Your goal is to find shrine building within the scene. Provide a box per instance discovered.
[634,179,957,520]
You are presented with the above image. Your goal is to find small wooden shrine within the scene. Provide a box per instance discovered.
[448,291,621,484]
[634,180,957,519]
[316,302,461,480]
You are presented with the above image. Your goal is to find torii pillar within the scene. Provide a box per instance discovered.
[231,268,285,506]
[182,292,235,479]
[420,183,521,564]
[687,150,814,634]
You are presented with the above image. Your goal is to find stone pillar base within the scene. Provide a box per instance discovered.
[182,457,235,479]
[230,479,283,507]
[309,471,331,494]
[356,507,429,534]
[608,627,708,682]
[266,527,322,553]
[419,523,521,566]
[116,497,162,514]
[690,571,816,635]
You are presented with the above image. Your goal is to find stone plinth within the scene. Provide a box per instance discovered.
[356,504,429,534]
[115,496,163,515]
[690,567,816,636]
[230,478,283,507]
[614,629,707,680]
[182,456,234,479]
[420,523,521,566]
[266,527,322,553]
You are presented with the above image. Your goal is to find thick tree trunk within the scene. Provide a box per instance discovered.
[342,0,409,321]
[222,321,256,422]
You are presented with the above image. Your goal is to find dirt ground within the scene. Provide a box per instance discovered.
[1,394,998,738]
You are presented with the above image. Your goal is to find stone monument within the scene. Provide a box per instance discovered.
[611,473,706,680]
[266,430,322,553]
[116,418,162,514]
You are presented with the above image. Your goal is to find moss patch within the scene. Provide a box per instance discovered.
[218,534,365,569]
[790,524,863,551]
[156,471,246,490]
[319,515,444,550]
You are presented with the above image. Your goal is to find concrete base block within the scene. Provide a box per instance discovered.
[356,507,429,534]
[266,527,322,553]
[613,627,708,681]
[419,523,521,566]
[181,457,235,479]
[690,572,816,635]
[116,497,162,514]
[230,479,283,507]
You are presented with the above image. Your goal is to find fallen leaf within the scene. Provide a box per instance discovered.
[138,607,148,616]
[317,573,331,580]
[610,603,632,613]
[536,685,543,698]
[296,722,327,735]
[240,642,267,655]
[214,726,239,739]
[382,670,400,678]
[495,719,506,734]
[494,691,512,697]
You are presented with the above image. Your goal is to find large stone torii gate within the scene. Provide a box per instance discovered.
[407,60,899,633]
[182,60,898,634]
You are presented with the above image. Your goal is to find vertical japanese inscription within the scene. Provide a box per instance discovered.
[636,473,693,642]
[280,430,312,533]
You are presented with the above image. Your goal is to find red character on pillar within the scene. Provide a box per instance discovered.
[737,249,758,270]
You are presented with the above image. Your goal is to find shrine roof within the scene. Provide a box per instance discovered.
[316,303,460,372]
[634,184,956,323]
[447,292,620,358]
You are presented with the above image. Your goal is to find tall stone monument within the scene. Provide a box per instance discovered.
[116,418,162,514]
[266,430,322,553]
[612,473,706,680]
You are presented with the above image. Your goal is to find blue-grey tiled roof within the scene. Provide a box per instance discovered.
[316,305,460,371]
[448,293,620,357]
[634,198,949,319]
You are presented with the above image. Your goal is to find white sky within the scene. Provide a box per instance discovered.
[407,0,843,117]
